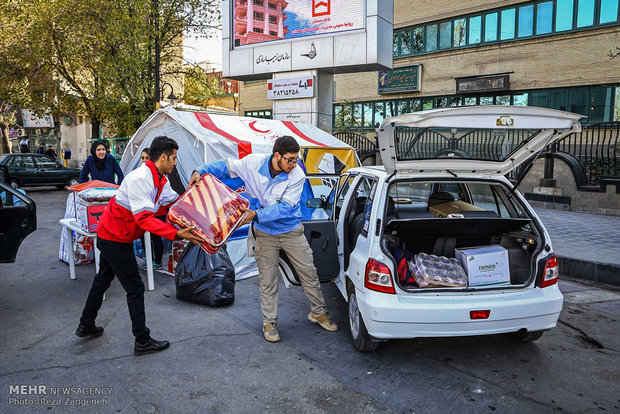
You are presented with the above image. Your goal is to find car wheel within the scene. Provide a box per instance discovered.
[55,185,66,190]
[10,179,19,190]
[67,177,80,187]
[348,289,379,352]
[511,329,544,343]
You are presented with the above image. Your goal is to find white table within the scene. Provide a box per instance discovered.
[59,218,155,291]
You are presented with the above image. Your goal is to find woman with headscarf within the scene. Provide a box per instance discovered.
[79,140,124,184]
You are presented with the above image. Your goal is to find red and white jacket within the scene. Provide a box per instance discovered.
[97,160,179,243]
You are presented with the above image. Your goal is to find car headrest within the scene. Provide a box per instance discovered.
[428,191,455,207]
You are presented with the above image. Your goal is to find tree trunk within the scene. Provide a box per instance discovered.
[0,125,11,154]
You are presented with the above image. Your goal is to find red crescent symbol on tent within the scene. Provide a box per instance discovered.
[249,121,270,134]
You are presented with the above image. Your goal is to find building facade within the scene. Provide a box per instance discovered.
[234,0,289,46]
[239,0,620,127]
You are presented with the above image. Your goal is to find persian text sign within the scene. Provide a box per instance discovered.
[378,65,420,94]
[21,109,55,128]
[234,0,364,47]
[267,76,315,100]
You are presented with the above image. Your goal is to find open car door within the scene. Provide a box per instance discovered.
[0,173,37,263]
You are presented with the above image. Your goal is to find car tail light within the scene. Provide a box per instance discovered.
[540,255,559,288]
[470,310,491,319]
[365,259,395,294]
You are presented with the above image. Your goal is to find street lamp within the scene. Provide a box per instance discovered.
[161,82,177,104]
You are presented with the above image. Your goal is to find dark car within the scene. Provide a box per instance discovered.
[0,165,37,263]
[0,153,81,190]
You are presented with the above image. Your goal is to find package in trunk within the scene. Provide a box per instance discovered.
[167,173,250,254]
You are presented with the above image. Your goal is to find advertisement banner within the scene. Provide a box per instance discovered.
[21,109,55,128]
[267,76,315,100]
[234,0,364,47]
[378,65,421,94]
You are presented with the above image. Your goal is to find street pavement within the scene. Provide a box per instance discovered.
[535,208,620,284]
[0,188,619,414]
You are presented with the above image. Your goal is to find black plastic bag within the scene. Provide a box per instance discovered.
[175,243,235,306]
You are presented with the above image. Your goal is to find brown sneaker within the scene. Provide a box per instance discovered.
[263,323,280,342]
[308,312,339,332]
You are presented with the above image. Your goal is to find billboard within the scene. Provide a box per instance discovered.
[233,0,365,47]
[223,0,393,80]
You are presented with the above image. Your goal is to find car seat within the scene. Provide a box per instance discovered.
[427,191,454,208]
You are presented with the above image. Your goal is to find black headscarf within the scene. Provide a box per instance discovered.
[90,140,108,170]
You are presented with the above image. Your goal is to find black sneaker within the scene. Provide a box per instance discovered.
[134,338,170,356]
[75,324,104,338]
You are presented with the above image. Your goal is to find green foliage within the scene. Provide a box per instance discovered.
[334,100,361,132]
[0,0,220,138]
[183,67,222,108]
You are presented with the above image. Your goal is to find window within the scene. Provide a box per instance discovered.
[422,99,433,110]
[497,95,510,105]
[34,156,57,168]
[14,156,35,168]
[464,97,477,106]
[577,0,595,27]
[388,182,432,213]
[333,174,356,222]
[245,110,272,119]
[550,89,568,111]
[531,91,549,107]
[253,0,263,5]
[400,29,412,55]
[600,0,619,23]
[469,183,511,218]
[500,8,516,40]
[393,31,399,55]
[269,15,278,24]
[589,86,613,121]
[453,18,467,47]
[513,93,529,106]
[518,5,534,37]
[386,101,396,117]
[556,0,575,31]
[426,24,438,51]
[374,102,385,126]
[253,28,262,33]
[397,100,409,115]
[439,21,452,49]
[480,96,494,105]
[254,11,264,21]
[536,1,553,34]
[412,27,424,53]
[268,2,276,10]
[436,97,448,108]
[362,103,373,127]
[568,87,589,114]
[269,30,277,36]
[410,99,421,112]
[485,12,498,41]
[469,15,482,44]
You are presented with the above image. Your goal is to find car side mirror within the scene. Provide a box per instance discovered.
[306,198,324,209]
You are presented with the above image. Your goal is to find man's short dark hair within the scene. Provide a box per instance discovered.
[149,136,178,160]
[273,135,300,155]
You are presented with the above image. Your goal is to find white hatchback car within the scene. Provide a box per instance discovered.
[280,106,582,352]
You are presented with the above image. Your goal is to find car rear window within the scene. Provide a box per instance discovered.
[387,181,524,219]
[395,127,542,162]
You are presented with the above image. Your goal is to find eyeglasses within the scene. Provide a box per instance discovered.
[281,155,300,165]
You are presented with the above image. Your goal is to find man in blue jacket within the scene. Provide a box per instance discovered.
[189,136,338,342]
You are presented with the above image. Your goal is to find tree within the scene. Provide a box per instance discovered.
[0,0,221,142]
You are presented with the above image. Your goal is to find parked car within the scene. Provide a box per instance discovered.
[0,165,37,263]
[285,106,582,351]
[0,153,81,189]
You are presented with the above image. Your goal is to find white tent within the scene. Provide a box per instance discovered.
[120,107,359,280]
[120,107,357,185]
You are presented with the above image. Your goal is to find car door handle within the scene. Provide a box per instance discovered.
[322,239,329,251]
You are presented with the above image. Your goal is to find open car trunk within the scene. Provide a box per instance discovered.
[380,179,544,291]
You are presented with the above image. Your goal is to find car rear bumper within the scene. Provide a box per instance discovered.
[356,284,564,339]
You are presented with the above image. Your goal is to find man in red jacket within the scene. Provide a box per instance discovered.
[76,136,202,356]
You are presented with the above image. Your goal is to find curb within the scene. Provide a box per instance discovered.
[558,256,620,287]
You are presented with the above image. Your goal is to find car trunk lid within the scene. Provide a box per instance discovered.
[378,106,582,176]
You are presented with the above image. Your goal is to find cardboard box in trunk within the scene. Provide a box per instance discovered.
[456,245,510,287]
[429,201,486,218]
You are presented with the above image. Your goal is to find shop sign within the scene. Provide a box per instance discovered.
[268,76,315,100]
[378,65,421,94]
[456,74,510,94]
[21,109,55,128]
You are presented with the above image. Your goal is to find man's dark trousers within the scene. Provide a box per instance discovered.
[80,237,150,342]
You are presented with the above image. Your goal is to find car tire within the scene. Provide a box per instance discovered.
[10,179,20,190]
[55,185,66,190]
[67,177,80,187]
[348,289,379,352]
[511,329,544,343]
